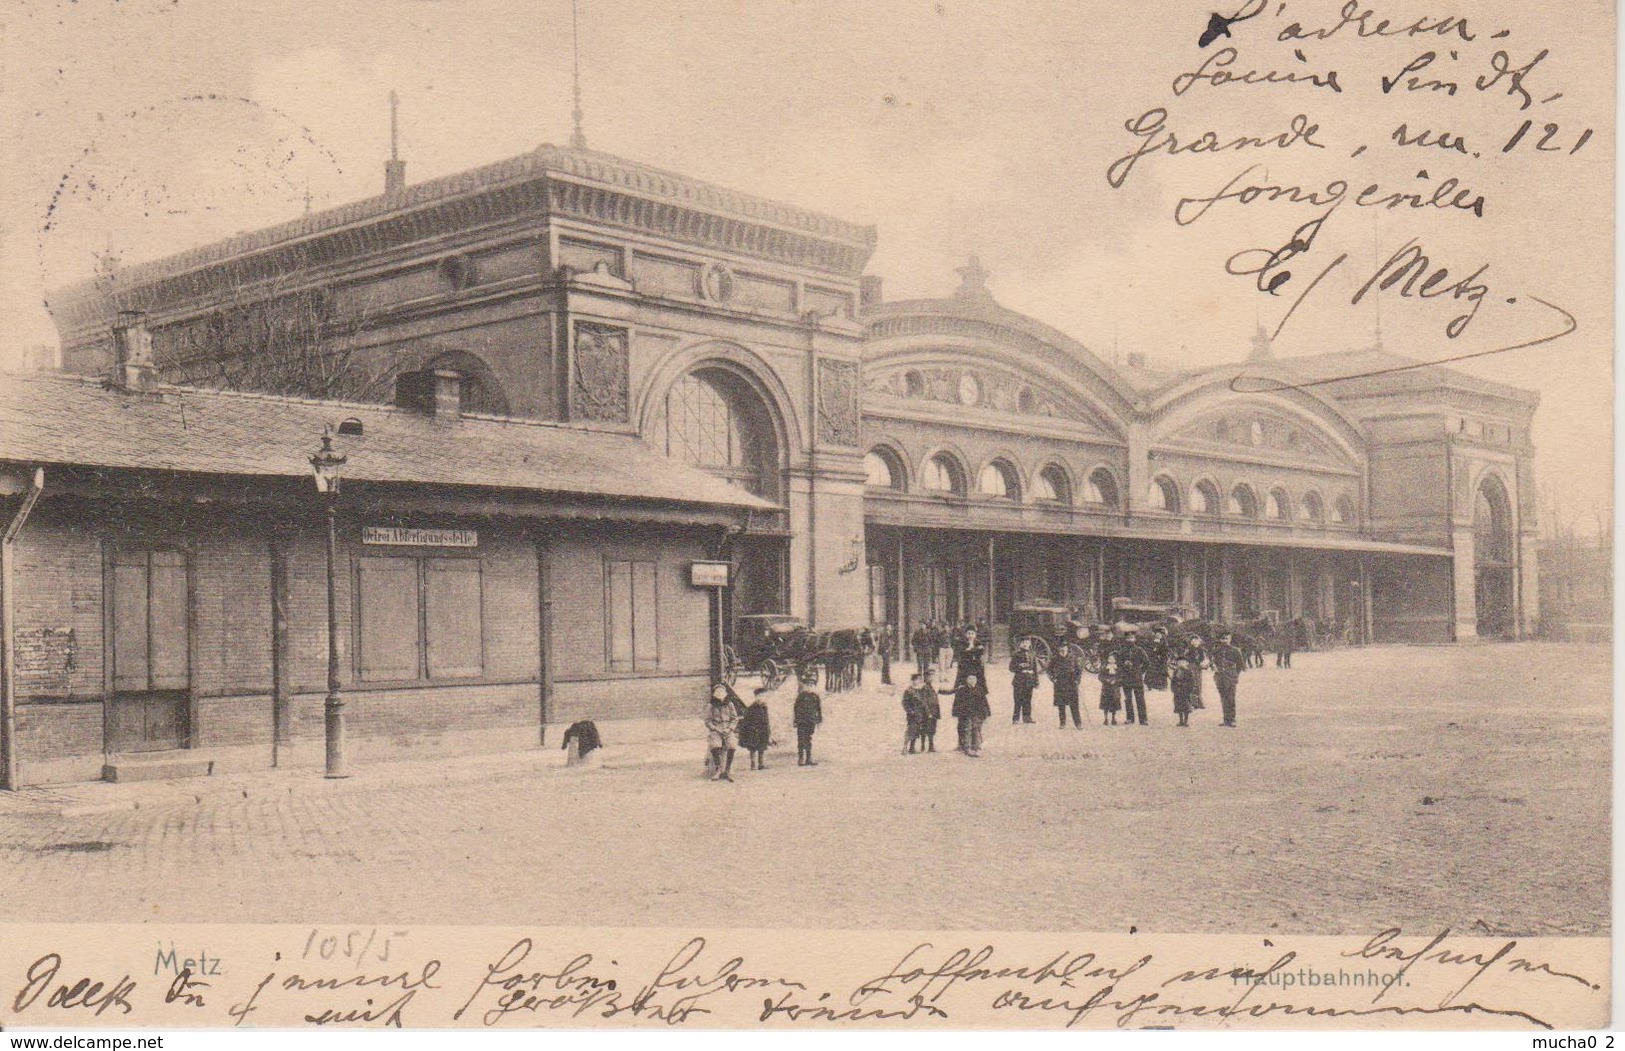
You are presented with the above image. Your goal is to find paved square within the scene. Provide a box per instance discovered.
[0,642,1608,936]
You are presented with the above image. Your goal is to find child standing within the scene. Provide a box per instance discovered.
[943,672,991,757]
[1098,647,1122,725]
[705,683,740,781]
[918,666,941,752]
[901,673,932,754]
[793,673,823,767]
[739,688,773,770]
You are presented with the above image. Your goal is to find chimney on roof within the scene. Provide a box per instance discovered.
[384,90,407,195]
[395,368,463,420]
[108,310,159,391]
[859,275,883,311]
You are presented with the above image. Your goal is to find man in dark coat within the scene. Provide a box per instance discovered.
[1116,625,1150,726]
[911,622,932,673]
[1211,630,1246,727]
[1048,632,1085,729]
[1274,619,1298,668]
[793,674,824,765]
[954,628,987,689]
[1008,637,1039,724]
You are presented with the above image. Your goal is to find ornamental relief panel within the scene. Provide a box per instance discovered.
[572,322,630,423]
[817,358,861,447]
[864,364,1106,432]
[1168,412,1348,466]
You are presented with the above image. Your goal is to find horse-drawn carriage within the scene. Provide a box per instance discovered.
[721,616,870,693]
[1006,601,1074,672]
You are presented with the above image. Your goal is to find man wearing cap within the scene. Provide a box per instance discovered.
[1211,630,1246,728]
[1115,624,1150,726]
[1008,637,1040,725]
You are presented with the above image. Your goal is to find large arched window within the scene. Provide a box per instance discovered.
[1191,480,1220,516]
[1300,491,1325,523]
[1332,493,1356,525]
[864,447,905,490]
[978,459,1020,500]
[1474,476,1515,637]
[923,452,967,495]
[1228,483,1258,518]
[1084,468,1120,508]
[1147,475,1180,512]
[1474,480,1513,564]
[1266,487,1291,520]
[1033,464,1070,504]
[666,367,780,499]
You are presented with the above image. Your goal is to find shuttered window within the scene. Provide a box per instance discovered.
[111,548,190,692]
[357,554,484,682]
[426,558,483,678]
[605,559,659,672]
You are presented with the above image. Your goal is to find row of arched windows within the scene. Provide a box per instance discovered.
[865,448,1122,508]
[1145,475,1355,524]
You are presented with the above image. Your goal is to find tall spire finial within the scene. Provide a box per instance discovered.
[570,0,587,149]
[384,90,407,194]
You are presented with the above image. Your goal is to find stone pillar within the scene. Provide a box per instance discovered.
[1517,532,1541,638]
[792,457,868,629]
[1451,527,1478,640]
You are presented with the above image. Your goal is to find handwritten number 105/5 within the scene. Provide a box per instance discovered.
[302,928,399,967]
[1502,120,1593,155]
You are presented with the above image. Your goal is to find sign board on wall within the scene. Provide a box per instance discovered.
[690,561,731,588]
[362,526,479,548]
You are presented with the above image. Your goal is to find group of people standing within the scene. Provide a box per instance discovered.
[702,616,1256,779]
[703,675,825,781]
[1035,622,1247,729]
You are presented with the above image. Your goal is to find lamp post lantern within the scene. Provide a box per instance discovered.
[310,430,349,779]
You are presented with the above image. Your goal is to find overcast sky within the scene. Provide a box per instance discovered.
[1,0,1612,527]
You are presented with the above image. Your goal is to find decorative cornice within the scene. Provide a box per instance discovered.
[49,145,878,336]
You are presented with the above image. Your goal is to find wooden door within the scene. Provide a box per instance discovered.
[108,548,190,752]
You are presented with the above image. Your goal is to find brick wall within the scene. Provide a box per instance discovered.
[194,520,274,696]
[14,701,103,760]
[288,682,537,742]
[5,503,723,781]
[548,532,711,677]
[13,513,104,699]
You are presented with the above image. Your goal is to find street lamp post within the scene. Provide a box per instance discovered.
[310,430,349,779]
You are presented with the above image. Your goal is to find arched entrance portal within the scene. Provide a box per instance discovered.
[664,365,788,621]
[1473,477,1515,638]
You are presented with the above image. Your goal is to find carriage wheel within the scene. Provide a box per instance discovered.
[1082,649,1104,675]
[1022,635,1053,672]
[721,644,740,686]
[762,659,786,690]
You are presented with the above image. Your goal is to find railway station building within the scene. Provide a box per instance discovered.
[0,143,1540,784]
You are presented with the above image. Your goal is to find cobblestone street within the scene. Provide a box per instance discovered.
[0,642,1608,936]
